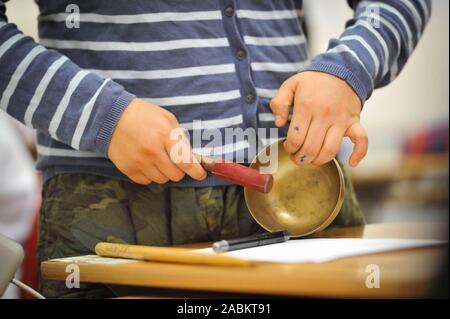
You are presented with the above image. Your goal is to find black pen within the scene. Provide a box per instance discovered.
[212,231,290,252]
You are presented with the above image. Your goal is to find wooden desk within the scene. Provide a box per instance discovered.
[41,223,448,298]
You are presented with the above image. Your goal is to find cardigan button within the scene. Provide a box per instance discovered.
[236,49,246,60]
[225,6,234,17]
[245,94,255,104]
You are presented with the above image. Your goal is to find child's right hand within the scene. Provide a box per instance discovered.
[108,98,207,185]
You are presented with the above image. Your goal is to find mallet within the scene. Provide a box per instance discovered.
[194,154,273,193]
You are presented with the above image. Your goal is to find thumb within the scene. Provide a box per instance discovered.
[270,77,297,127]
[346,122,368,167]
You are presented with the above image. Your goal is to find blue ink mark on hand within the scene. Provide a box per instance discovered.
[300,155,306,162]
[294,126,299,131]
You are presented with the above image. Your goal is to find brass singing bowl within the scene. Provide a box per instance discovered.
[244,138,345,238]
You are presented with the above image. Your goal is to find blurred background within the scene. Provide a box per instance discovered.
[1,0,449,298]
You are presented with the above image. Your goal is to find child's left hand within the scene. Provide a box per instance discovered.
[270,71,368,167]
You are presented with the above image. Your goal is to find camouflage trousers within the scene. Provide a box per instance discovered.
[38,163,364,298]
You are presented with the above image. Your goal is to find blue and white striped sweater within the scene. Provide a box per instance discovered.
[0,0,431,186]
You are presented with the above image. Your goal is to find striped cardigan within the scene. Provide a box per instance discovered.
[0,0,431,186]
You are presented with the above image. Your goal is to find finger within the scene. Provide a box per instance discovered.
[312,125,346,166]
[156,152,186,182]
[165,128,206,181]
[346,122,368,167]
[141,165,169,184]
[283,99,312,154]
[291,118,329,165]
[270,77,297,127]
[129,172,151,185]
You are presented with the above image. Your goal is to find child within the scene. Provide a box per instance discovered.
[0,0,430,297]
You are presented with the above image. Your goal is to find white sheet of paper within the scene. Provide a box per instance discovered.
[199,238,447,263]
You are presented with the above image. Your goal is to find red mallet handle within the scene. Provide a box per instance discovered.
[211,160,273,193]
[194,154,273,193]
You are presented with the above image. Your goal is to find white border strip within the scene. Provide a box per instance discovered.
[40,38,229,52]
[39,11,223,24]
[251,61,307,72]
[236,9,298,20]
[181,114,243,130]
[244,35,306,46]
[87,63,235,80]
[143,89,240,107]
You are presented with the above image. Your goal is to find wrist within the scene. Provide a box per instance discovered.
[96,90,136,156]
[300,62,369,107]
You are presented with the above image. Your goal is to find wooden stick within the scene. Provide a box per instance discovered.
[95,242,254,267]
